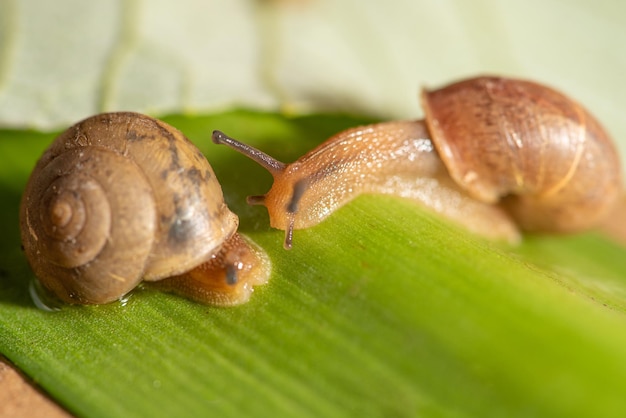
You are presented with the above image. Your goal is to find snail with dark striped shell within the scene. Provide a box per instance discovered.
[20,112,270,305]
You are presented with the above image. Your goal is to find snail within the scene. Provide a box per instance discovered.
[19,112,270,306]
[212,76,622,248]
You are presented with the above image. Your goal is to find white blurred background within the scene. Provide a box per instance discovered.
[0,0,624,164]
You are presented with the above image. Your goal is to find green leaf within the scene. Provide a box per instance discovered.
[1,111,626,418]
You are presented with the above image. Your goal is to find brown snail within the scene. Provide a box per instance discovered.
[20,112,270,306]
[212,76,622,248]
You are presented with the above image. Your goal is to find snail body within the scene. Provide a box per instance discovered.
[212,76,622,248]
[20,112,269,305]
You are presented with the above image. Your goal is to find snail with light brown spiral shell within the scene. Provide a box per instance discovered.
[20,112,270,306]
[212,76,623,248]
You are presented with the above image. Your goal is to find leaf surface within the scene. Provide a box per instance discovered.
[1,111,626,417]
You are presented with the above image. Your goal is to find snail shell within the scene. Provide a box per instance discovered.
[20,112,269,305]
[422,76,621,233]
[211,76,622,248]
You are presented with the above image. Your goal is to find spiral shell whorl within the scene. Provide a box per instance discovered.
[20,112,237,304]
[21,147,156,303]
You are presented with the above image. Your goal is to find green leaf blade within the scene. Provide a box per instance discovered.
[1,111,626,418]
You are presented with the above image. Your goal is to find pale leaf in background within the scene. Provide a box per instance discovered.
[0,0,624,165]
